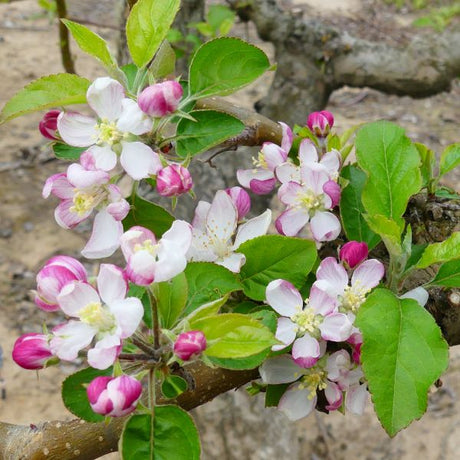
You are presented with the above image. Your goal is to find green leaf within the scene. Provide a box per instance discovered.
[193,313,278,358]
[414,142,436,188]
[62,367,113,422]
[153,273,188,329]
[189,37,270,98]
[120,407,200,460]
[161,375,188,399]
[61,19,117,68]
[265,384,289,407]
[356,288,448,436]
[183,262,241,315]
[123,194,174,238]
[404,244,428,272]
[208,348,270,370]
[355,121,422,231]
[207,5,236,34]
[175,109,244,158]
[439,143,460,177]
[186,296,230,329]
[416,232,460,269]
[340,165,381,249]
[121,64,139,92]
[149,40,176,79]
[428,258,460,288]
[238,235,317,301]
[52,143,86,161]
[0,74,90,123]
[364,214,402,257]
[128,283,152,328]
[126,0,181,68]
[435,187,460,200]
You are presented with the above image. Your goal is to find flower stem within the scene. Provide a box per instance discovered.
[148,367,156,458]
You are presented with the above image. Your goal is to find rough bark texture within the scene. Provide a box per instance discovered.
[236,0,460,125]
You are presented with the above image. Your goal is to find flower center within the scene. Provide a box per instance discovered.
[134,239,160,258]
[70,187,107,216]
[96,120,122,146]
[252,151,268,169]
[340,281,368,313]
[79,302,116,332]
[296,189,323,212]
[291,306,322,336]
[299,369,328,399]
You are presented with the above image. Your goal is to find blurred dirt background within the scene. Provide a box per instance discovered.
[0,0,459,458]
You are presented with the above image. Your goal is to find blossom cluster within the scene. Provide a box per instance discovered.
[260,242,384,419]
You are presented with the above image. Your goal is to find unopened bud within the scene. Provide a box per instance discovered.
[156,164,193,197]
[323,180,341,208]
[174,331,206,361]
[225,186,251,220]
[39,110,61,140]
[12,333,53,370]
[339,241,369,269]
[306,111,334,138]
[138,81,183,117]
[87,375,142,417]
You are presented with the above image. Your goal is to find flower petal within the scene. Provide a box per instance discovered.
[259,355,304,384]
[109,298,143,338]
[310,211,341,242]
[97,264,127,305]
[309,284,338,315]
[58,112,97,147]
[278,383,316,421]
[217,252,246,273]
[86,145,118,172]
[233,209,271,249]
[120,141,162,180]
[320,312,353,342]
[88,334,121,369]
[400,287,429,307]
[316,257,348,295]
[346,383,368,415]
[50,321,96,361]
[42,173,73,199]
[266,279,303,317]
[299,139,318,164]
[273,317,297,351]
[117,98,152,134]
[279,122,293,153]
[292,335,320,368]
[67,163,109,188]
[352,259,384,292]
[275,207,309,237]
[58,281,100,317]
[87,77,124,120]
[206,191,237,244]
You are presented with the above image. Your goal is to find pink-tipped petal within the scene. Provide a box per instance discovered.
[310,211,341,242]
[325,381,343,411]
[352,259,385,292]
[275,208,309,237]
[86,145,118,172]
[316,257,348,293]
[57,112,97,147]
[87,77,124,121]
[120,142,162,180]
[299,139,318,164]
[320,312,353,341]
[322,180,341,208]
[97,264,127,305]
[88,335,121,369]
[266,279,303,317]
[292,335,321,368]
[117,98,152,135]
[67,163,109,188]
[42,173,73,199]
[309,284,338,316]
[279,122,293,153]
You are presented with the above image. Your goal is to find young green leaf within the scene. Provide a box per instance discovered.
[149,40,176,79]
[123,194,174,238]
[427,258,460,288]
[416,232,460,269]
[62,367,113,422]
[161,375,188,399]
[126,0,181,68]
[120,407,200,460]
[52,143,86,161]
[208,349,270,370]
[439,143,460,177]
[355,121,422,231]
[364,214,402,257]
[189,37,270,98]
[340,165,381,249]
[414,142,436,188]
[238,235,317,301]
[0,74,90,124]
[153,273,188,329]
[193,313,278,359]
[183,262,241,315]
[175,110,244,157]
[356,288,448,436]
[61,19,117,69]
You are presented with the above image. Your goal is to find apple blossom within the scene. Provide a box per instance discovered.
[225,186,251,221]
[266,279,353,367]
[57,77,162,180]
[307,110,334,138]
[174,331,207,361]
[187,190,272,272]
[87,375,142,417]
[138,80,183,117]
[237,122,292,194]
[339,241,369,269]
[156,163,193,197]
[39,110,60,140]
[120,220,192,286]
[50,264,143,369]
[35,255,88,311]
[12,333,53,370]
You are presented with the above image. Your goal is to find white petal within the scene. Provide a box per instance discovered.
[86,145,118,171]
[259,355,304,384]
[67,163,109,188]
[273,317,297,351]
[278,181,303,206]
[81,211,122,259]
[320,150,341,175]
[309,284,338,315]
[120,141,162,180]
[217,252,246,273]
[155,239,189,281]
[206,191,238,244]
[234,209,271,249]
[161,220,192,254]
[276,162,300,184]
[310,211,341,242]
[266,279,303,317]
[352,259,385,292]
[400,287,429,307]
[301,163,329,194]
[278,383,316,421]
[58,281,100,317]
[97,264,127,305]
[346,383,368,415]
[279,122,293,153]
[292,335,320,362]
[299,139,318,164]
[191,201,211,231]
[58,112,97,147]
[50,321,95,361]
[320,313,353,342]
[87,77,124,120]
[110,298,144,338]
[117,98,152,134]
[275,208,309,237]
[88,337,120,370]
[316,257,348,295]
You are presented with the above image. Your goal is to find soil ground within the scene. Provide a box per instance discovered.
[0,0,459,459]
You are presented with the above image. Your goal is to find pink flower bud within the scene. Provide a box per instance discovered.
[156,164,193,197]
[39,110,61,140]
[138,81,183,117]
[87,375,142,417]
[323,180,341,208]
[12,333,53,370]
[225,186,251,220]
[174,331,206,361]
[339,241,369,269]
[306,110,334,138]
[35,256,88,311]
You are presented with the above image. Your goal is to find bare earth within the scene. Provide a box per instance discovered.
[0,1,459,459]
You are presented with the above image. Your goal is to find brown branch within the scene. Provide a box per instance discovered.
[55,0,76,74]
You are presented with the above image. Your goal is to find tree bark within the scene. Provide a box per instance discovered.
[236,0,460,125]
